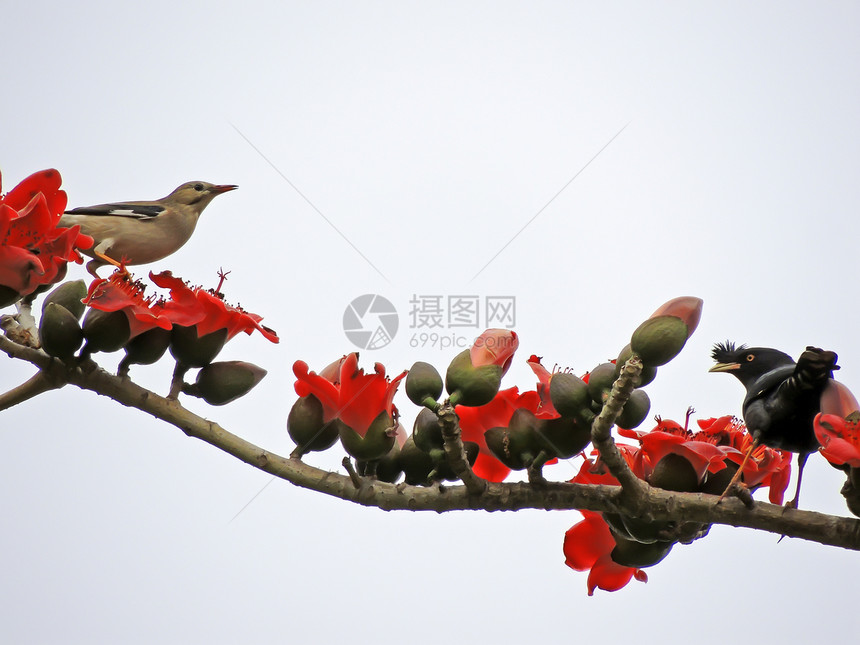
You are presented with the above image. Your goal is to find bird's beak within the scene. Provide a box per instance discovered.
[709,362,741,373]
[212,184,238,194]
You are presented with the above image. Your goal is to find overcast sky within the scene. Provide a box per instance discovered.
[2,2,859,643]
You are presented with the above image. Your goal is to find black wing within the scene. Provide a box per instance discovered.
[64,203,164,219]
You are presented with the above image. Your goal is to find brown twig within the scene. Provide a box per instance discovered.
[437,401,487,495]
[590,355,649,500]
[0,371,62,411]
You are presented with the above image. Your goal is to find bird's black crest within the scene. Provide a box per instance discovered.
[711,340,746,362]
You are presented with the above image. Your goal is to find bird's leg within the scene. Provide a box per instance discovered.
[88,251,130,279]
[717,440,760,503]
[785,452,809,509]
[94,250,124,269]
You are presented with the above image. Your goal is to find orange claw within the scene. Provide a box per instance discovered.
[717,440,758,503]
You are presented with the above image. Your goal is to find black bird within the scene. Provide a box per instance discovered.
[709,341,839,508]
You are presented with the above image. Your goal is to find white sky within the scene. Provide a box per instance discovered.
[2,2,859,643]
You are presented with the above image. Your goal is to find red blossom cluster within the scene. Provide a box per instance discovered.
[0,169,92,305]
[563,414,791,595]
[82,269,278,351]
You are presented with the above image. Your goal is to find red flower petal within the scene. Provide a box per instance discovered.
[292,354,405,436]
[563,511,613,571]
[84,272,172,338]
[0,170,90,298]
[821,381,860,417]
[293,360,342,421]
[526,355,561,419]
[2,169,66,214]
[814,413,860,467]
[470,329,518,374]
[471,453,511,482]
[455,386,541,482]
[564,511,645,595]
[648,296,703,335]
[150,270,279,343]
[587,555,640,596]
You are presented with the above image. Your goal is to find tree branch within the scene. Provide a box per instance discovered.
[3,333,859,552]
[437,401,487,495]
[591,356,649,498]
[0,371,62,411]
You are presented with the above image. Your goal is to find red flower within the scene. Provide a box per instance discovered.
[616,416,790,503]
[563,510,647,596]
[0,169,92,301]
[83,271,172,339]
[620,422,729,485]
[814,413,860,468]
[526,355,563,419]
[150,271,278,343]
[696,416,791,504]
[455,386,541,482]
[293,353,406,436]
[470,329,518,374]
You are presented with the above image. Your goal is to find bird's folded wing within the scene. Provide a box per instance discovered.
[744,365,796,406]
[771,348,839,402]
[64,203,164,219]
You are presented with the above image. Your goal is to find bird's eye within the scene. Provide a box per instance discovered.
[746,354,755,362]
[193,183,204,191]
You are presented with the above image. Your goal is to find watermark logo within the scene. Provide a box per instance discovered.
[343,294,399,350]
[408,294,516,350]
[409,294,516,329]
[343,294,517,351]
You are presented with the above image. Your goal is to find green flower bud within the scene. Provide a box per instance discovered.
[650,453,699,492]
[39,302,83,361]
[616,389,651,430]
[399,435,437,485]
[534,416,592,459]
[412,407,444,456]
[586,362,617,405]
[357,439,403,483]
[617,515,675,545]
[630,297,703,367]
[405,361,444,408]
[615,344,657,387]
[548,372,591,418]
[610,533,675,568]
[41,280,87,320]
[169,325,228,367]
[630,316,689,367]
[338,411,397,461]
[122,327,172,367]
[287,394,339,455]
[484,409,542,470]
[445,349,503,407]
[400,434,478,485]
[700,462,738,496]
[602,512,634,541]
[81,307,131,354]
[193,360,267,406]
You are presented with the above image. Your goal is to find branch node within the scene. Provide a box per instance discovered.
[342,457,363,489]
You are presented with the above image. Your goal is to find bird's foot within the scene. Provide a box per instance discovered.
[92,252,131,278]
[717,481,755,508]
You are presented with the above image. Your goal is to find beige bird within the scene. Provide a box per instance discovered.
[60,181,237,277]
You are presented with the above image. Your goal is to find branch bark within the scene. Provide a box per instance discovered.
[437,401,487,495]
[2,333,859,552]
[590,356,649,498]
